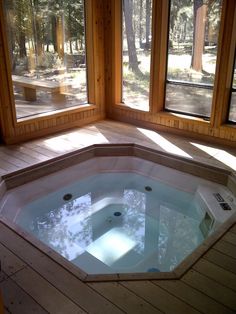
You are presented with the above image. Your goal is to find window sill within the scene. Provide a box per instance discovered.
[157,111,210,124]
[114,102,149,113]
[221,123,236,130]
[16,104,96,124]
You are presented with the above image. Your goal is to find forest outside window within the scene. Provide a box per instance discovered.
[228,54,236,123]
[122,0,152,111]
[4,0,87,120]
[165,0,222,118]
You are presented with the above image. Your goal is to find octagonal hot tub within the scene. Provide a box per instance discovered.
[0,144,236,281]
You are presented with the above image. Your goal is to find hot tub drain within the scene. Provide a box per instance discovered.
[114,211,122,217]
[63,193,72,201]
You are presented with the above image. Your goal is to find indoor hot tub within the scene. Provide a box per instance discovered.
[0,144,235,281]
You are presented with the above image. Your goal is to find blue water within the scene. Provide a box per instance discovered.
[16,172,208,274]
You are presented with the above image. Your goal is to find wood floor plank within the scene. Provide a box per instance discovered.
[89,282,160,314]
[27,144,60,158]
[0,243,26,280]
[0,158,19,172]
[222,232,236,246]
[0,223,123,314]
[182,269,236,311]
[6,146,49,163]
[214,240,236,259]
[122,281,200,314]
[193,258,236,292]
[10,267,85,314]
[154,279,235,314]
[0,152,30,168]
[230,224,236,234]
[1,275,48,314]
[2,147,43,165]
[203,249,236,275]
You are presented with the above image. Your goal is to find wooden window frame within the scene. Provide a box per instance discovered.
[108,0,169,113]
[107,0,236,144]
[0,0,105,144]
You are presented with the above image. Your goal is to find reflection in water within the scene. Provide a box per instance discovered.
[16,173,208,273]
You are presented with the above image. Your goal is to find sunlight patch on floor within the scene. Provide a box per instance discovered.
[191,142,236,171]
[43,129,109,152]
[213,151,236,171]
[190,142,219,157]
[137,128,192,158]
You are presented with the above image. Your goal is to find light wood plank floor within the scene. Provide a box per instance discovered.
[0,120,236,313]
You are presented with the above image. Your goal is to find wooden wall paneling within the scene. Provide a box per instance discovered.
[103,0,111,114]
[0,0,236,145]
[210,0,236,128]
[150,0,169,113]
[86,0,96,105]
[92,0,106,112]
[105,0,122,112]
[0,1,17,139]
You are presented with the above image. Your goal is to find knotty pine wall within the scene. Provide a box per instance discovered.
[0,0,235,146]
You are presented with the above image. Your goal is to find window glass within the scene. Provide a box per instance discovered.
[122,0,152,111]
[4,0,87,119]
[165,0,222,118]
[228,55,236,122]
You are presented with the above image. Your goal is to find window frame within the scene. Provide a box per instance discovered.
[108,0,236,144]
[227,49,236,124]
[0,0,104,144]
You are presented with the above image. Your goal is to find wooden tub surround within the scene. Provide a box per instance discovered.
[0,121,236,313]
[0,143,236,283]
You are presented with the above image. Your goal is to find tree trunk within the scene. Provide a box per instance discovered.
[75,39,79,51]
[19,32,27,58]
[69,41,73,54]
[145,0,151,50]
[51,15,58,53]
[123,0,141,74]
[5,1,16,70]
[139,0,143,46]
[33,0,43,57]
[191,0,207,72]
[56,15,65,59]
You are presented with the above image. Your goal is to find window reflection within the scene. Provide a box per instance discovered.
[15,173,207,273]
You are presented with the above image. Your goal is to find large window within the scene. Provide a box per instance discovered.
[165,0,222,118]
[122,0,152,111]
[4,0,87,120]
[228,54,236,123]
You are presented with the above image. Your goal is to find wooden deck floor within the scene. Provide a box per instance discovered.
[0,120,236,313]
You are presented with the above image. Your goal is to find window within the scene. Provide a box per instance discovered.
[4,0,87,120]
[122,0,152,111]
[165,0,222,118]
[228,54,236,123]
